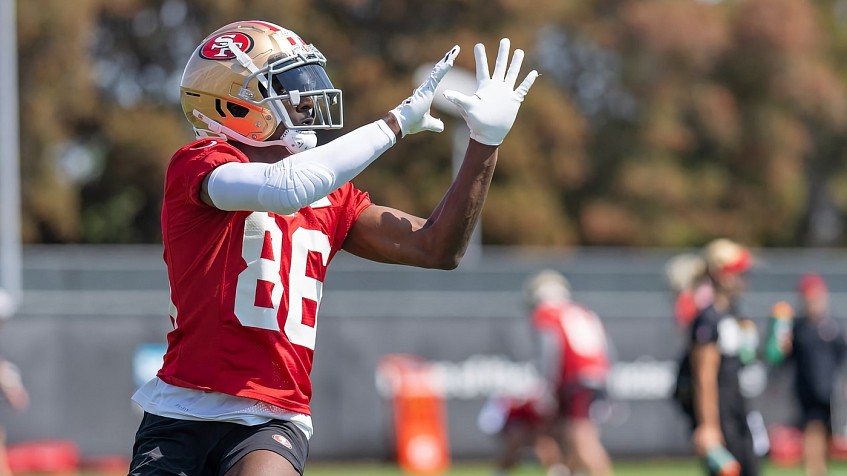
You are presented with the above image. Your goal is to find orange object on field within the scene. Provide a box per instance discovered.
[378,354,450,475]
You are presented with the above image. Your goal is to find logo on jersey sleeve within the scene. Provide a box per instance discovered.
[200,32,254,60]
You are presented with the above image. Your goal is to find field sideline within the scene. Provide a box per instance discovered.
[302,459,847,475]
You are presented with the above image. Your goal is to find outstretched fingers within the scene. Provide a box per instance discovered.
[443,90,472,113]
[442,45,461,65]
[424,45,460,91]
[473,43,490,83]
[492,38,510,81]
[444,37,538,145]
[515,70,539,100]
[434,45,460,80]
[504,48,524,89]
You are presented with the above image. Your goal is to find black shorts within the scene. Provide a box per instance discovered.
[799,399,833,432]
[129,412,309,476]
[558,383,606,420]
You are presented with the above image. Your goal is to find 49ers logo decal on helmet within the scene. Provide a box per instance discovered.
[200,32,254,60]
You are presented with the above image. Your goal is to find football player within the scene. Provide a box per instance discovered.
[128,20,537,476]
[665,253,714,331]
[477,389,567,476]
[774,274,846,476]
[524,270,613,476]
[686,239,759,476]
[0,292,28,476]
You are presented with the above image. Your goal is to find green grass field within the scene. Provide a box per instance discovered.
[303,459,847,475]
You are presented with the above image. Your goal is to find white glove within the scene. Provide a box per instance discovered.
[444,38,538,146]
[390,46,460,137]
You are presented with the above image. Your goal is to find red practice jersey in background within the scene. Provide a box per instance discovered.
[532,301,610,389]
[157,138,372,414]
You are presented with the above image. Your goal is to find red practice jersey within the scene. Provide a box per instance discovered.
[157,138,372,414]
[532,301,610,389]
[674,289,698,330]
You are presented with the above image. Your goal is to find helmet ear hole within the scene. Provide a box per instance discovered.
[226,102,250,118]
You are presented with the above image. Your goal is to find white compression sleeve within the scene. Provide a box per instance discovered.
[206,120,396,214]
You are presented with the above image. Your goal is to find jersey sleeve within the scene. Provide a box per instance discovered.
[690,307,720,346]
[345,183,373,224]
[165,139,248,208]
[531,305,559,331]
[325,182,372,247]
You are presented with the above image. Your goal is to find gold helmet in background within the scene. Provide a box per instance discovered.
[703,238,753,276]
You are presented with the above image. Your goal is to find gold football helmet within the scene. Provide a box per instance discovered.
[703,238,752,275]
[180,20,342,150]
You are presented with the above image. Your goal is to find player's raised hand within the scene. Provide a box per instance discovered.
[443,38,538,146]
[390,46,461,137]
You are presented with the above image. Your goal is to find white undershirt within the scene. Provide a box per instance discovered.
[131,377,313,439]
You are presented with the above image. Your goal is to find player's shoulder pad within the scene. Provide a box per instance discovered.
[170,138,244,165]
[184,137,240,153]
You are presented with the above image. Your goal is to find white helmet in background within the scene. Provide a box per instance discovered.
[523,269,571,308]
[664,253,706,293]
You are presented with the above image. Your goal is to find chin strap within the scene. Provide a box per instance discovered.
[192,110,317,154]
[279,128,318,154]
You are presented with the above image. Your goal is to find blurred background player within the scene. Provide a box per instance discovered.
[0,290,28,476]
[477,390,566,476]
[665,253,714,332]
[684,238,758,476]
[524,270,614,476]
[768,273,845,476]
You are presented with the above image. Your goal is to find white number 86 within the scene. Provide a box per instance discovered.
[234,212,331,350]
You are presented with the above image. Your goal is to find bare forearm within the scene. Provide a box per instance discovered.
[692,346,721,428]
[694,376,720,427]
[423,139,498,267]
[343,39,536,269]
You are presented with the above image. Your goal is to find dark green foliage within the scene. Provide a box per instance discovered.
[16,0,847,246]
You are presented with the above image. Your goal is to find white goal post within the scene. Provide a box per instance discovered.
[0,0,22,318]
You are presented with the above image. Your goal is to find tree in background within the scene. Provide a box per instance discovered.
[14,0,847,247]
